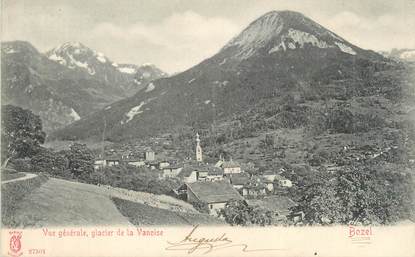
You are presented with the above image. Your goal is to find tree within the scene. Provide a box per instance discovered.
[31,148,68,176]
[219,200,252,226]
[191,201,210,214]
[219,200,273,226]
[294,163,415,225]
[264,134,275,148]
[336,165,415,225]
[1,105,46,167]
[295,181,343,225]
[65,143,94,178]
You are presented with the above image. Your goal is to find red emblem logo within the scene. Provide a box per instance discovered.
[8,231,23,257]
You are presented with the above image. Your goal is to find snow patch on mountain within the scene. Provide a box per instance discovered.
[124,97,157,123]
[145,83,155,92]
[88,67,96,75]
[335,42,356,55]
[112,62,119,67]
[400,50,415,59]
[219,58,227,65]
[118,67,136,74]
[287,29,329,48]
[328,31,344,42]
[67,53,89,69]
[69,108,81,121]
[188,78,196,84]
[96,53,107,63]
[142,72,151,78]
[3,47,17,54]
[269,29,329,54]
[125,102,145,122]
[48,53,67,65]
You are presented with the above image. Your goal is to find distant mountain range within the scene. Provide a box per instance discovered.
[1,41,166,132]
[379,48,415,62]
[52,10,395,141]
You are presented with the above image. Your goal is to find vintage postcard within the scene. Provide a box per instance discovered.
[1,0,414,256]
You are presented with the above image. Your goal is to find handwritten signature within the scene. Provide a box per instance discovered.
[165,225,286,255]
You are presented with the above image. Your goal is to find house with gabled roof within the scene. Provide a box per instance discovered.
[261,170,292,189]
[93,155,121,170]
[216,158,242,174]
[262,170,278,181]
[229,173,251,190]
[178,163,224,183]
[124,158,145,167]
[185,181,244,215]
[159,164,183,179]
[241,178,267,198]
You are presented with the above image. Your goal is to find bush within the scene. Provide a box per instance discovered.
[9,159,32,173]
[84,165,181,195]
[308,154,326,166]
[191,201,210,214]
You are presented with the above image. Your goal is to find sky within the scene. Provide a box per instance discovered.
[2,0,415,73]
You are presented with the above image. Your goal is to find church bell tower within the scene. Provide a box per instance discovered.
[196,133,203,162]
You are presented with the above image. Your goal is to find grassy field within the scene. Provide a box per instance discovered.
[112,197,225,226]
[2,173,49,227]
[4,176,216,227]
[6,178,131,228]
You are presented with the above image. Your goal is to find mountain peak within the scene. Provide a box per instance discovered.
[260,10,305,19]
[46,42,109,72]
[1,40,40,55]
[221,10,357,60]
[48,41,92,57]
[56,41,87,50]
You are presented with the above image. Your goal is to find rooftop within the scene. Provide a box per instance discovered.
[186,181,244,203]
[221,160,241,168]
[179,163,222,177]
[263,170,276,175]
[162,164,182,170]
[243,181,267,190]
[229,173,250,185]
[94,155,120,161]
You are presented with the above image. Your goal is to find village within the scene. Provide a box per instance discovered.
[93,133,300,222]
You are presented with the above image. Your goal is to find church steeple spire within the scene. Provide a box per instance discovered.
[196,133,203,162]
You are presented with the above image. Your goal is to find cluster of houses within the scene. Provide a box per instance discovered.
[94,133,299,222]
[93,148,156,169]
